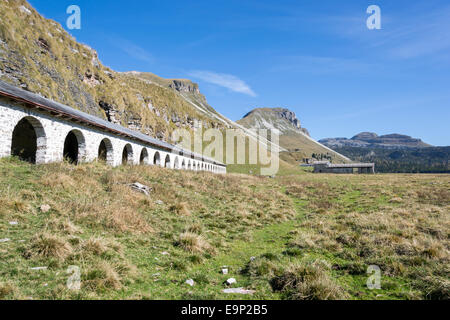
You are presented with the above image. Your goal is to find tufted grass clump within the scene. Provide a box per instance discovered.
[175,232,213,254]
[0,282,19,300]
[242,256,280,279]
[170,202,191,216]
[26,233,73,262]
[83,261,123,291]
[270,262,348,300]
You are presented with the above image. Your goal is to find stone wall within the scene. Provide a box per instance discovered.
[0,97,226,174]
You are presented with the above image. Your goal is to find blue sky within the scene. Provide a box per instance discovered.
[29,0,450,146]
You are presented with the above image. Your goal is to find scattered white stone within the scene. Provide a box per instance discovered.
[40,204,51,213]
[152,273,160,277]
[130,182,152,196]
[223,288,255,295]
[0,238,10,243]
[19,5,32,15]
[9,221,18,225]
[226,278,237,285]
[250,256,256,262]
[43,283,48,287]
[30,267,47,271]
[161,251,170,256]
[155,200,164,205]
[221,268,229,275]
[185,279,195,287]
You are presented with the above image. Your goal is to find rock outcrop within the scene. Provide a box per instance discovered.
[240,108,310,136]
[237,107,349,163]
[169,80,200,94]
[274,108,302,130]
[0,0,232,145]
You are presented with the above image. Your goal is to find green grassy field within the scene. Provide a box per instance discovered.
[0,158,448,300]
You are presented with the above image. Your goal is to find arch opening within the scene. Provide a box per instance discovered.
[140,148,149,165]
[181,159,186,170]
[64,130,85,164]
[98,138,113,165]
[153,152,161,166]
[122,144,134,165]
[164,155,171,168]
[11,117,46,164]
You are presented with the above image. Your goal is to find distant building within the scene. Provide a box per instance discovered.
[313,161,375,174]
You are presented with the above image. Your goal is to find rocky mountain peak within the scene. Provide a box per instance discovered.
[272,108,302,130]
[352,132,378,141]
[239,107,310,137]
[169,80,200,94]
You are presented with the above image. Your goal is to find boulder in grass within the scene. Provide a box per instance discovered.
[186,279,195,287]
[130,182,153,196]
[223,288,255,295]
[40,204,51,213]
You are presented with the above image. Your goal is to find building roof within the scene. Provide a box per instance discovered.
[0,80,225,166]
[327,163,375,168]
[313,161,374,168]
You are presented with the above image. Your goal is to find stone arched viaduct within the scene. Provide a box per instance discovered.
[0,80,226,174]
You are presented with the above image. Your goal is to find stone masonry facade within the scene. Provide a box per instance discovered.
[0,97,226,174]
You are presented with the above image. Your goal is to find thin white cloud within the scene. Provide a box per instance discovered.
[188,70,257,97]
[333,5,450,60]
[108,37,155,64]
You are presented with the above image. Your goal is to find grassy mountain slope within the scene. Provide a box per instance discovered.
[0,1,296,174]
[0,0,229,141]
[237,108,350,164]
[0,158,448,300]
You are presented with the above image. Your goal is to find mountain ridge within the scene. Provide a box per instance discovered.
[0,0,237,144]
[237,107,350,163]
[320,132,432,149]
[0,0,298,174]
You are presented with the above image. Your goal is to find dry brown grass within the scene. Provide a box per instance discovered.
[83,261,123,291]
[283,173,450,299]
[170,202,191,216]
[0,282,19,299]
[176,232,214,254]
[83,237,109,256]
[271,261,348,300]
[27,233,73,261]
[47,218,83,235]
